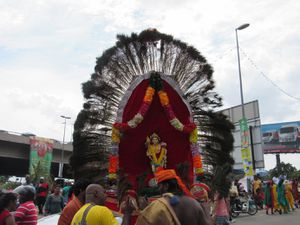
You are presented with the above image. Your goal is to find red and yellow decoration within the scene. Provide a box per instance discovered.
[108,73,204,179]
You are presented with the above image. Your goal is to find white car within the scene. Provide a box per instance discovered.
[37,214,123,225]
[38,214,60,225]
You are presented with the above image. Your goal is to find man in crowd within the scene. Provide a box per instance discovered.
[123,169,211,225]
[71,184,119,225]
[35,177,49,214]
[58,178,91,225]
[14,185,38,225]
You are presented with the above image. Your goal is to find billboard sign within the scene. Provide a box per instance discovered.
[262,121,300,154]
[29,137,53,178]
[239,118,254,176]
[221,100,264,170]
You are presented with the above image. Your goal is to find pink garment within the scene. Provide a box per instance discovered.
[215,194,229,216]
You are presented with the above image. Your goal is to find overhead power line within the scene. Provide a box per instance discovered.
[240,48,300,101]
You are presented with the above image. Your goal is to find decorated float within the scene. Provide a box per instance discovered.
[71,29,235,202]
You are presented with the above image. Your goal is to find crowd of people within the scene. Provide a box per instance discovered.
[252,175,299,215]
[0,172,299,225]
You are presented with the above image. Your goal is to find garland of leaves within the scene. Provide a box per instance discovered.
[109,72,204,180]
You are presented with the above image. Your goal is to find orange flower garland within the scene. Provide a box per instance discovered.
[143,86,155,103]
[109,73,204,180]
[158,90,169,106]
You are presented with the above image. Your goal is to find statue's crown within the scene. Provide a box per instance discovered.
[150,133,160,140]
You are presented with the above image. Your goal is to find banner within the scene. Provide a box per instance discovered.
[262,121,300,154]
[239,118,254,177]
[29,137,53,178]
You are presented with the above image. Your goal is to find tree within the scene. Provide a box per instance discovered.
[268,162,300,179]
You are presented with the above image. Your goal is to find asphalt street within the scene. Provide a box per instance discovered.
[234,208,300,225]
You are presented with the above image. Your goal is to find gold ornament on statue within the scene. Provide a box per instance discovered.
[145,133,167,173]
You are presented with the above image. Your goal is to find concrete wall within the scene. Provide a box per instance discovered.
[0,131,73,176]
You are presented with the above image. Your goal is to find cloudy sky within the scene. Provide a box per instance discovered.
[1,0,300,170]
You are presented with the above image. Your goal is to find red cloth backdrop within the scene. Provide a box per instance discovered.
[119,79,193,188]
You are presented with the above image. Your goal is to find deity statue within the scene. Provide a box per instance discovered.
[145,133,167,173]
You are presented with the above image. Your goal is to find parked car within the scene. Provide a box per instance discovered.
[38,214,60,225]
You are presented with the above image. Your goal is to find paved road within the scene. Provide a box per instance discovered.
[234,208,300,225]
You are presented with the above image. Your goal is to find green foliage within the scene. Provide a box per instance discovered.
[0,176,8,184]
[268,162,300,180]
[0,181,20,190]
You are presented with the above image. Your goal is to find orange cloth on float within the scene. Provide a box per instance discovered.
[58,196,83,225]
[155,169,193,197]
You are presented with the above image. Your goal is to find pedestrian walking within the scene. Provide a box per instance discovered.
[213,192,230,225]
[264,181,274,215]
[277,178,289,214]
[43,185,64,215]
[35,177,49,214]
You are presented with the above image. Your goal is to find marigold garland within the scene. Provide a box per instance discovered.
[109,73,204,179]
[111,127,121,143]
[109,155,118,173]
[158,90,169,106]
[143,86,155,103]
[193,153,204,176]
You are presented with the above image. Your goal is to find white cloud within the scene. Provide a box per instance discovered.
[1,0,300,169]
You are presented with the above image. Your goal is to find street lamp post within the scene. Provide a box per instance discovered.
[235,23,249,119]
[235,24,254,191]
[58,115,71,178]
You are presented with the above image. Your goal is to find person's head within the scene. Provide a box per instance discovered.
[158,179,181,195]
[25,175,31,183]
[14,185,35,204]
[73,178,91,203]
[190,184,208,202]
[119,189,140,212]
[155,169,192,197]
[53,185,61,195]
[40,177,44,183]
[150,133,160,145]
[0,192,17,213]
[85,184,107,206]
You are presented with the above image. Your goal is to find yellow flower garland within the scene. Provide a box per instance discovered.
[189,128,198,143]
[112,127,120,143]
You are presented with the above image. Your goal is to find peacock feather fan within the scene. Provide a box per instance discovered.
[70,29,234,197]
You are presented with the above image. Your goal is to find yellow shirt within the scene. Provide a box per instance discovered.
[253,180,262,194]
[71,203,119,225]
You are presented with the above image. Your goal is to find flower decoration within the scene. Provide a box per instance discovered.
[108,72,204,180]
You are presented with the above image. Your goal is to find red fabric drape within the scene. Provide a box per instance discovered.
[119,79,193,188]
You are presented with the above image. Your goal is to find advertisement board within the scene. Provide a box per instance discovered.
[239,118,254,176]
[29,137,53,178]
[262,121,300,154]
[221,100,264,170]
